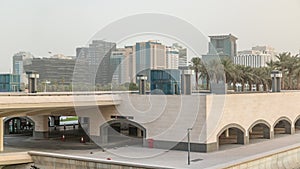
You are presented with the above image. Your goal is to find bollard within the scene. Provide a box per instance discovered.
[73,124,75,129]
[61,134,65,142]
[64,125,66,130]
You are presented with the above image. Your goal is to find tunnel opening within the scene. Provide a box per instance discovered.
[295,117,300,133]
[274,119,292,137]
[249,123,270,143]
[100,119,146,148]
[218,125,245,150]
[4,117,34,135]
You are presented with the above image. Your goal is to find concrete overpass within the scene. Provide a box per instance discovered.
[0,152,33,168]
[1,91,300,153]
[0,92,121,151]
[85,91,300,153]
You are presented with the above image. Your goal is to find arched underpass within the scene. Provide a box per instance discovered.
[4,117,34,135]
[248,122,271,144]
[295,117,300,133]
[274,118,292,137]
[218,124,245,150]
[100,119,146,148]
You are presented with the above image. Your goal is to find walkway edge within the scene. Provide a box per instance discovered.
[28,151,174,169]
[212,142,300,169]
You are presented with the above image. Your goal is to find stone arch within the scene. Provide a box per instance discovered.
[217,123,246,148]
[4,116,35,135]
[248,119,271,140]
[273,116,293,135]
[293,115,300,132]
[100,119,146,147]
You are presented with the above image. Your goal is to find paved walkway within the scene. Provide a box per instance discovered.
[75,133,300,169]
[2,133,300,169]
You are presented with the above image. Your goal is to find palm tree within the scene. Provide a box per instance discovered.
[189,57,202,90]
[285,55,298,89]
[198,62,210,90]
[221,57,236,89]
[206,59,224,84]
[266,60,276,71]
[240,66,254,91]
[291,55,300,89]
[275,52,291,89]
[233,65,244,92]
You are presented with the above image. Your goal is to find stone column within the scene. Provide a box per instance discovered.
[290,125,295,135]
[270,129,275,139]
[263,127,271,139]
[181,70,192,95]
[285,123,293,134]
[100,125,108,144]
[225,129,229,137]
[54,116,60,126]
[0,117,3,151]
[236,129,246,144]
[30,115,49,139]
[137,128,142,137]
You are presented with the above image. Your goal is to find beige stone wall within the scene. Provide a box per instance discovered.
[225,146,300,169]
[206,92,300,143]
[29,152,172,169]
[111,94,207,143]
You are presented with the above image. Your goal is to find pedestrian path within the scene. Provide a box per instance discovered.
[3,132,300,168]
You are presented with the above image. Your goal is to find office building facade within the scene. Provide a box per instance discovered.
[0,74,20,92]
[12,52,33,84]
[166,46,179,69]
[172,43,188,68]
[135,41,166,75]
[208,34,237,57]
[202,34,238,61]
[76,40,117,85]
[234,46,277,68]
[150,69,181,95]
[24,57,76,86]
[110,47,134,84]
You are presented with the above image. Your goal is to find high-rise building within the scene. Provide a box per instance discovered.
[110,47,134,84]
[76,47,88,58]
[203,34,238,60]
[166,46,179,69]
[76,40,117,85]
[125,46,136,83]
[0,74,20,92]
[135,40,166,75]
[234,46,277,68]
[251,46,277,60]
[172,43,187,68]
[12,52,33,84]
[24,57,76,86]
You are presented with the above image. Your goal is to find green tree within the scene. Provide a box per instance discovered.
[221,57,236,89]
[189,57,202,90]
[275,52,291,89]
[128,82,138,90]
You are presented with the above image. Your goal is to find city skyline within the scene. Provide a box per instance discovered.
[1,0,300,73]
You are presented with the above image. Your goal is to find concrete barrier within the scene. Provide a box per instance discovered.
[28,151,174,169]
[225,145,300,169]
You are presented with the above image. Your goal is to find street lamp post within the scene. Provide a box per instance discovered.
[187,128,192,165]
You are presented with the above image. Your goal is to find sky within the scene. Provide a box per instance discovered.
[0,0,300,72]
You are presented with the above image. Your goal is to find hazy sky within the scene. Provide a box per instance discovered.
[0,0,299,72]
